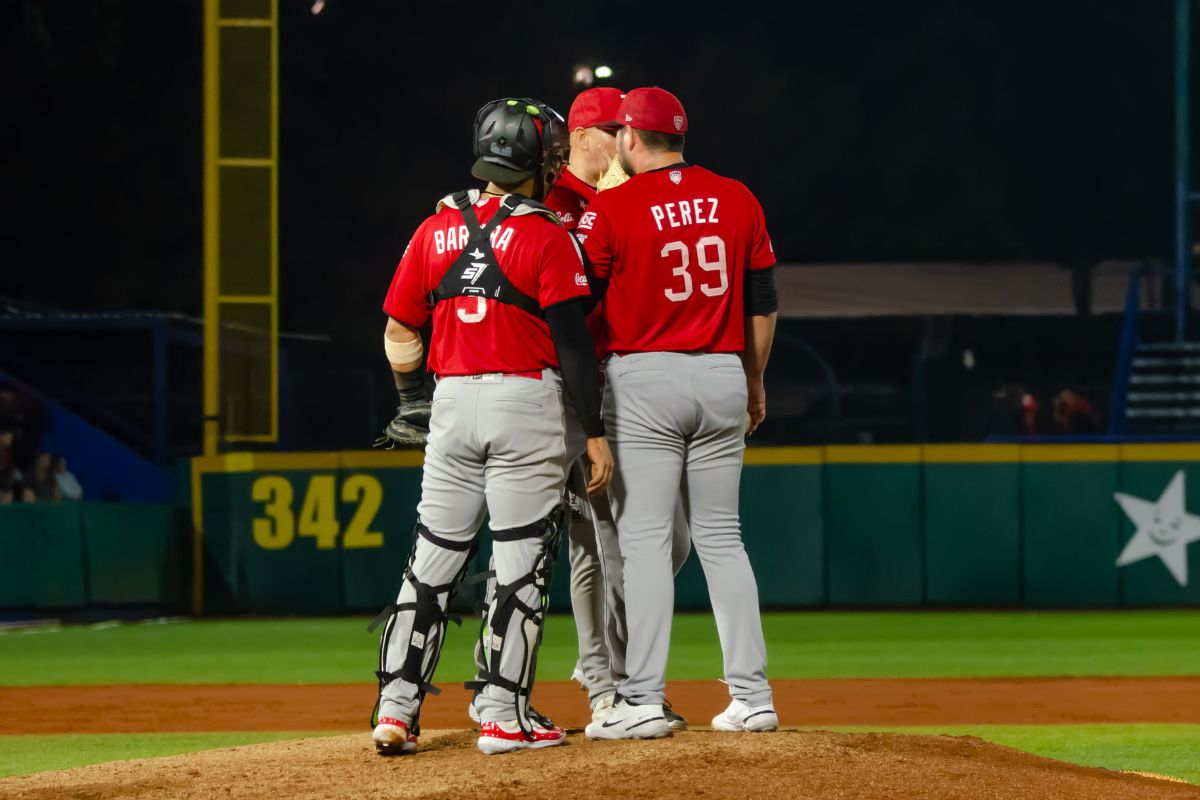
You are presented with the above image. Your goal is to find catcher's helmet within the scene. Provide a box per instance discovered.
[471,98,567,200]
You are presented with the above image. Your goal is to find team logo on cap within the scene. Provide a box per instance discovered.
[669,170,682,184]
[673,115,683,131]
[625,113,633,122]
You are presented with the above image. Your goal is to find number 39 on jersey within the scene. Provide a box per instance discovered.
[662,235,728,302]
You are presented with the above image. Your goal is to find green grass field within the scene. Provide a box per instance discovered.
[3,610,1199,685]
[0,732,330,779]
[2,611,1198,783]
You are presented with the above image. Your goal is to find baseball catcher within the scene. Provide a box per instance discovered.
[370,96,612,756]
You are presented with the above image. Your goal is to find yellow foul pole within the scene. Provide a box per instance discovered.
[202,0,219,457]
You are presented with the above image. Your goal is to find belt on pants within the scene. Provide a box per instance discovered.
[454,371,544,383]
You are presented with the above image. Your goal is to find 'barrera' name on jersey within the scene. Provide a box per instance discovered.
[577,165,774,355]
[383,193,590,376]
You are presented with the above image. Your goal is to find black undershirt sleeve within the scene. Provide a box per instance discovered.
[745,265,779,316]
[544,298,605,437]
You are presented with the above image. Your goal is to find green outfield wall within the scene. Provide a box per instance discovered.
[6,445,1198,615]
[180,443,1200,615]
[0,503,188,610]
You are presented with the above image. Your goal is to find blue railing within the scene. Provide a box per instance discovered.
[1106,267,1143,435]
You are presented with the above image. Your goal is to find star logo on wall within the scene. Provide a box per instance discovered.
[1113,471,1200,587]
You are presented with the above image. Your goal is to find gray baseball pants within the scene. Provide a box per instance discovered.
[564,412,692,704]
[605,351,773,708]
[377,371,568,726]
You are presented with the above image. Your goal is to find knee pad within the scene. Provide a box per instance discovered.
[369,521,477,732]
[465,502,566,735]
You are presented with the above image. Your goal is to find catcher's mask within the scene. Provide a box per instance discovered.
[471,98,568,201]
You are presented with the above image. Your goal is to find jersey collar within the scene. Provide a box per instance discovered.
[556,168,597,199]
[643,161,690,174]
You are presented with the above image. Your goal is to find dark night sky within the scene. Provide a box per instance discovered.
[4,0,1180,357]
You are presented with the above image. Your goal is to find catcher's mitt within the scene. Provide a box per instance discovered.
[374,401,431,449]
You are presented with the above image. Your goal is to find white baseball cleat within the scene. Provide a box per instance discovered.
[477,719,566,755]
[664,701,688,732]
[373,716,418,754]
[468,696,481,725]
[584,697,671,740]
[711,699,779,732]
[590,692,616,725]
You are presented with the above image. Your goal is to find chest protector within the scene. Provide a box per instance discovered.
[429,191,561,320]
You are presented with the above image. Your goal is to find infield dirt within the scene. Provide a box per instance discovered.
[3,728,1198,800]
[3,676,1199,734]
[4,677,1199,799]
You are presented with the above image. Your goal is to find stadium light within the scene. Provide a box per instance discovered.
[595,65,613,79]
[573,64,595,87]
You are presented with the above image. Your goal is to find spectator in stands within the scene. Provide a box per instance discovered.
[1020,392,1038,435]
[986,386,1020,435]
[0,388,18,426]
[0,426,13,470]
[0,426,19,501]
[0,391,27,460]
[987,385,1040,436]
[1053,390,1096,434]
[52,454,83,501]
[27,452,60,502]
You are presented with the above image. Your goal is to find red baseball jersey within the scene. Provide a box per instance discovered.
[383,195,590,376]
[577,164,775,354]
[544,167,612,358]
[543,168,596,232]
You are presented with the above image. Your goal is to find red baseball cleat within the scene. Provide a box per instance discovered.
[477,719,566,755]
[373,716,418,755]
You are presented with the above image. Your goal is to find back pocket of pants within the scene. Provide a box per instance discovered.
[614,367,666,381]
[493,397,545,410]
[706,362,744,374]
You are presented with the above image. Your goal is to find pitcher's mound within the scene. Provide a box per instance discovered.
[3,729,1197,800]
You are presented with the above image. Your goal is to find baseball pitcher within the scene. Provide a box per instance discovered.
[577,87,780,739]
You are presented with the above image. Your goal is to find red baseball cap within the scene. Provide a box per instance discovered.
[616,87,688,135]
[567,87,626,131]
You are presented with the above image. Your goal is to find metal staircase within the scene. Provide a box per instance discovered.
[1125,341,1200,431]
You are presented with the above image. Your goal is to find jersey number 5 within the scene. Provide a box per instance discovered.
[457,296,487,323]
[662,235,728,302]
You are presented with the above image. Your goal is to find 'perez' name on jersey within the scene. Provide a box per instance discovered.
[650,197,719,231]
